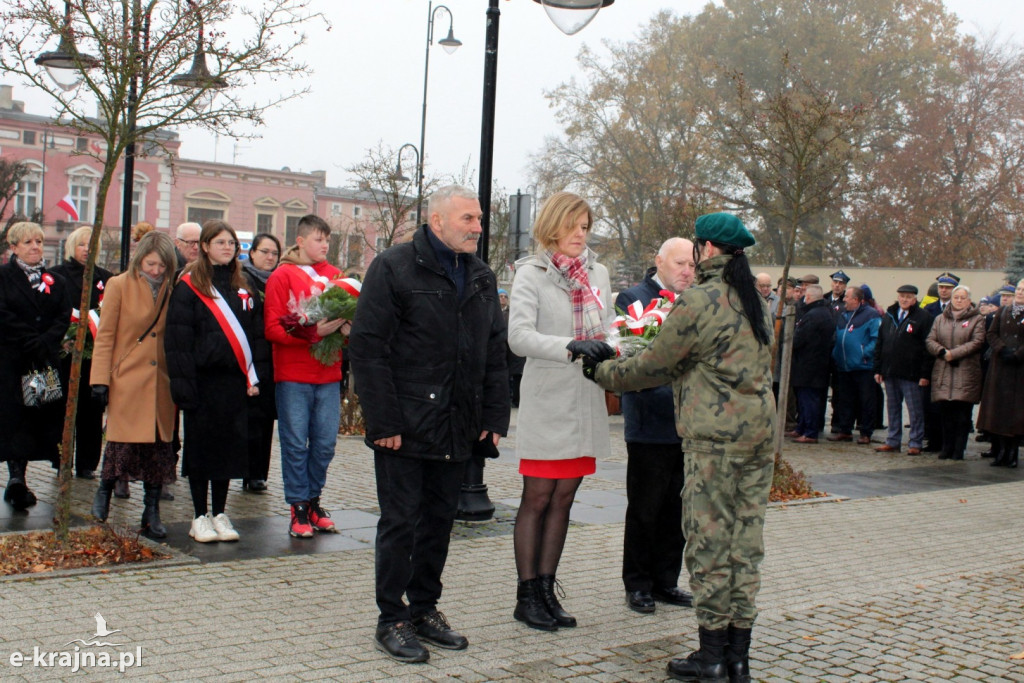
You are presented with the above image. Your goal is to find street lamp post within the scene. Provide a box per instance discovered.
[394,143,421,186]
[457,0,614,523]
[418,2,461,225]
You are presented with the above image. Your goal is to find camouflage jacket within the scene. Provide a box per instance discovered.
[595,255,777,456]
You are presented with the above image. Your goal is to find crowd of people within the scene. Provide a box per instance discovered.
[2,188,1021,681]
[771,269,1023,467]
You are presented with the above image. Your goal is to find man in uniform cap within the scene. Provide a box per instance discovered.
[999,284,1016,308]
[873,285,934,455]
[924,272,960,317]
[827,271,850,318]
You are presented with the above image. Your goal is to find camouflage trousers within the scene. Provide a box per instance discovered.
[682,449,774,630]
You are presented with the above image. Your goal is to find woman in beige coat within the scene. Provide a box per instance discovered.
[89,231,178,538]
[925,285,985,460]
[507,192,615,631]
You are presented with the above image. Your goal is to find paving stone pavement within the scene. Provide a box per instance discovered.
[2,412,1024,681]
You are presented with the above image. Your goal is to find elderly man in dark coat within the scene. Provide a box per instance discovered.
[977,279,1024,467]
[873,284,934,455]
[790,284,834,443]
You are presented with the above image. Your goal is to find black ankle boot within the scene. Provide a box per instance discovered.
[990,436,1007,467]
[513,579,558,631]
[1006,438,1019,468]
[725,625,752,683]
[140,483,167,539]
[4,460,37,511]
[92,479,116,521]
[537,574,576,628]
[667,627,729,682]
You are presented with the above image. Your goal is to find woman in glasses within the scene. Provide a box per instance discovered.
[241,233,282,492]
[165,220,269,542]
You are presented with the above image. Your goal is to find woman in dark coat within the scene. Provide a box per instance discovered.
[790,286,835,442]
[925,285,985,461]
[50,226,114,479]
[977,279,1024,468]
[0,222,71,510]
[166,220,268,543]
[240,233,281,492]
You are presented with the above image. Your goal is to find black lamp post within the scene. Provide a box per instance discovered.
[458,0,614,522]
[394,143,421,185]
[35,0,225,271]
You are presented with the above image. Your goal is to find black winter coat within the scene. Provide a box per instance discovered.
[977,305,1024,437]
[348,226,511,461]
[165,265,269,479]
[615,268,680,444]
[0,260,71,463]
[791,299,835,389]
[873,303,934,381]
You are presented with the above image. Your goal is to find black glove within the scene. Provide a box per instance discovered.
[91,385,109,409]
[566,340,615,362]
[581,355,603,383]
[472,432,501,459]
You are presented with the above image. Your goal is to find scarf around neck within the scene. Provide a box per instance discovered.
[14,255,45,287]
[547,249,604,341]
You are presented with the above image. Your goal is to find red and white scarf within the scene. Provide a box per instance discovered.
[548,250,605,341]
[181,274,258,388]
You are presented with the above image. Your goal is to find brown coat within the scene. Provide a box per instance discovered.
[90,272,175,443]
[925,304,985,403]
[977,305,1024,436]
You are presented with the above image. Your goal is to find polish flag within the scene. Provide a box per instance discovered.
[57,194,79,221]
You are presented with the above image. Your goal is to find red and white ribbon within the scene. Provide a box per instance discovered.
[70,308,101,339]
[182,274,258,388]
[296,265,331,295]
[37,273,54,294]
[331,277,362,297]
[238,289,253,311]
[613,297,670,336]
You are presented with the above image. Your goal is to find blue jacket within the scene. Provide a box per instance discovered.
[833,304,881,372]
[615,268,681,445]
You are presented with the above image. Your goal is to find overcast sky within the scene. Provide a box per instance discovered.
[14,1,1024,196]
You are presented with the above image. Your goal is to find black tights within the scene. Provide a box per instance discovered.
[189,478,229,518]
[513,475,582,580]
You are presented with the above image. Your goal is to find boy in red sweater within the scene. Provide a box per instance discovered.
[264,215,348,537]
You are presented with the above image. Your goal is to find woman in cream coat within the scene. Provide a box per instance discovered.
[89,231,178,538]
[507,192,615,631]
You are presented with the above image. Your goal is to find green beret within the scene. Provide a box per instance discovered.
[695,213,755,248]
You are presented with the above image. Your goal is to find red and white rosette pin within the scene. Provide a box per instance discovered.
[38,273,54,294]
[238,289,254,311]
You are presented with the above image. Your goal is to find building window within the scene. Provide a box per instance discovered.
[23,130,36,145]
[120,175,146,225]
[352,205,361,218]
[76,137,89,152]
[187,207,225,225]
[375,236,387,252]
[256,213,274,233]
[331,203,342,216]
[285,215,301,246]
[347,236,363,269]
[14,176,41,218]
[69,176,95,224]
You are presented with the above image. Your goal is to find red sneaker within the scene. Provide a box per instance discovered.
[309,497,337,533]
[290,502,314,538]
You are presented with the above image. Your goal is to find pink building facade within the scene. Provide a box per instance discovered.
[1,85,413,273]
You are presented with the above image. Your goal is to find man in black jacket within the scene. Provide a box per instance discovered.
[348,185,510,664]
[617,237,695,615]
[873,284,934,455]
[791,285,835,443]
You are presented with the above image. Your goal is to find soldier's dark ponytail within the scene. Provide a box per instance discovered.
[706,240,772,347]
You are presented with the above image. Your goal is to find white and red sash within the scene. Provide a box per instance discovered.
[181,274,258,388]
[293,264,362,298]
[71,308,101,338]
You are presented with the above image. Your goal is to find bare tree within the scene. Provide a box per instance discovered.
[0,0,325,541]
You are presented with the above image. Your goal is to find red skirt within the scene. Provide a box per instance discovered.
[519,456,596,479]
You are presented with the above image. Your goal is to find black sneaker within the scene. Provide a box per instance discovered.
[413,610,468,650]
[374,622,429,663]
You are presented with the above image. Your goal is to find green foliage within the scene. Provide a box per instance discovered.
[1006,239,1024,285]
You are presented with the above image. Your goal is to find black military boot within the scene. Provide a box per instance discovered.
[140,483,167,539]
[4,460,37,511]
[513,579,558,631]
[725,625,752,683]
[538,574,577,628]
[990,436,1007,467]
[667,627,729,682]
[92,479,116,521]
[1006,437,1020,468]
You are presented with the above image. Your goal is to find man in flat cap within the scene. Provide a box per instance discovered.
[873,285,934,455]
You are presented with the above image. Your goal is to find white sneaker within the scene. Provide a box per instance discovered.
[211,513,240,542]
[189,514,218,543]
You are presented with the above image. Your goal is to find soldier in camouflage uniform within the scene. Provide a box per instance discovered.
[586,213,775,683]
